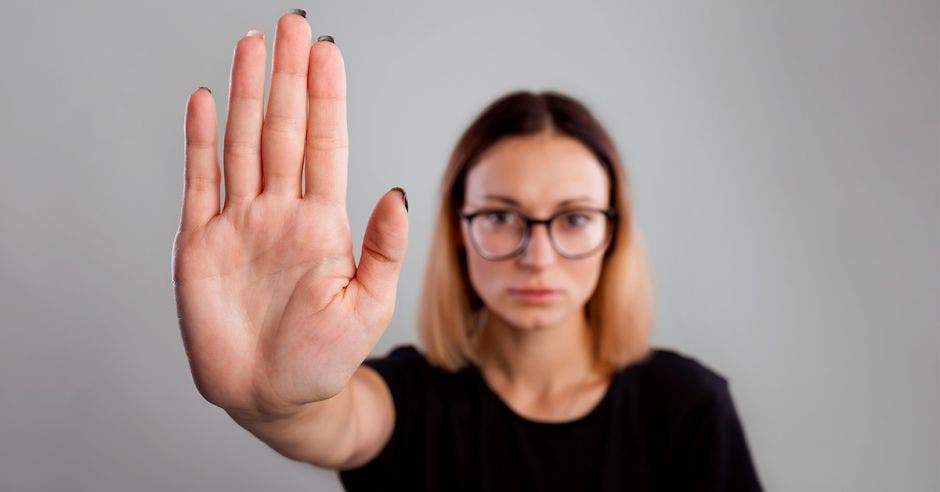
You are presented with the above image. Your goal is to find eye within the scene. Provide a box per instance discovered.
[561,212,592,227]
[481,210,519,226]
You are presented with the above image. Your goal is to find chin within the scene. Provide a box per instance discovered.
[497,305,568,331]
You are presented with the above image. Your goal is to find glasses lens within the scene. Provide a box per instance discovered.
[469,210,525,257]
[550,210,610,257]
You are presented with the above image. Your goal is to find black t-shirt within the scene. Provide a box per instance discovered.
[338,344,762,491]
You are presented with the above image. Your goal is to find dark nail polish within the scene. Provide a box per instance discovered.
[317,35,335,44]
[199,86,211,94]
[287,8,306,18]
[391,187,408,212]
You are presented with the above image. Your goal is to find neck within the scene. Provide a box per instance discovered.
[471,308,599,396]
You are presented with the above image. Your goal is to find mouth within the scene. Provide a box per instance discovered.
[508,288,559,304]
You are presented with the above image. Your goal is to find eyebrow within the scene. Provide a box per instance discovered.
[482,194,597,208]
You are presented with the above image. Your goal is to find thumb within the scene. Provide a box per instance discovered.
[352,186,409,323]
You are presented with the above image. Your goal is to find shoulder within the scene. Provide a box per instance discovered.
[624,346,732,406]
[360,343,431,383]
[362,343,428,367]
[631,346,730,386]
[374,343,427,362]
[633,350,762,488]
[359,343,466,392]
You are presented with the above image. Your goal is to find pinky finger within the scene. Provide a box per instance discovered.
[180,87,221,232]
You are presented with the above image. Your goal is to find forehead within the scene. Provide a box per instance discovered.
[464,132,610,209]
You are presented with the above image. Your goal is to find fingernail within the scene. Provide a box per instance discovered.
[198,86,211,94]
[286,8,306,18]
[391,187,408,212]
[317,35,335,44]
[246,29,264,40]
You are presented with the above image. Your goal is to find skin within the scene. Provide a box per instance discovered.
[462,131,616,422]
[174,12,409,423]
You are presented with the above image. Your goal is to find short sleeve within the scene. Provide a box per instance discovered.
[338,344,427,490]
[671,378,763,491]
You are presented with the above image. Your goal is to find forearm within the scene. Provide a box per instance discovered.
[227,382,357,469]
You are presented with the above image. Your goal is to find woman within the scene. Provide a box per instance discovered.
[173,10,762,491]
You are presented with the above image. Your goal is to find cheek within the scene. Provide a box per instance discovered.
[567,256,606,302]
[465,249,505,303]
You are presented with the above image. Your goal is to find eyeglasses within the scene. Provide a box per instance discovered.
[459,207,617,260]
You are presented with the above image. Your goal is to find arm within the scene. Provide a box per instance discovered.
[228,365,395,471]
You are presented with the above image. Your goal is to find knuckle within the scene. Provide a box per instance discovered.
[262,116,306,141]
[271,67,307,80]
[186,174,217,193]
[223,140,260,158]
[362,237,396,265]
[305,134,348,152]
[185,139,215,150]
[263,112,306,135]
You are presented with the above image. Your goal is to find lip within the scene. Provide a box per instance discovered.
[509,287,559,303]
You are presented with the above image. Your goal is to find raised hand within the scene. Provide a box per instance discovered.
[172,11,408,422]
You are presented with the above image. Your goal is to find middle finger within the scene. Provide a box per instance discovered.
[261,10,311,198]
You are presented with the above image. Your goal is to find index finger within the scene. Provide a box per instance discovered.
[303,37,348,207]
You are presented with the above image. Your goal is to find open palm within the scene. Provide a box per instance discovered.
[171,11,408,421]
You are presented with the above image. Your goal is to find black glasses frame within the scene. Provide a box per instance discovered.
[459,207,618,261]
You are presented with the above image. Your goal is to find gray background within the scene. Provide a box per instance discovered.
[1,0,936,490]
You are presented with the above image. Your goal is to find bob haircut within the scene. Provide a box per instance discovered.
[418,90,654,375]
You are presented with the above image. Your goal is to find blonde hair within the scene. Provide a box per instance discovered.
[417,90,654,375]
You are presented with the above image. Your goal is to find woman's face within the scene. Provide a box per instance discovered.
[460,131,612,331]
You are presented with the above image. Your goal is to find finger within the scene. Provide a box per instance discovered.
[261,10,311,198]
[350,188,409,332]
[303,37,348,207]
[222,30,266,210]
[180,87,220,232]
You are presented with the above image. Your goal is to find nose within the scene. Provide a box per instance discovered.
[518,223,557,267]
